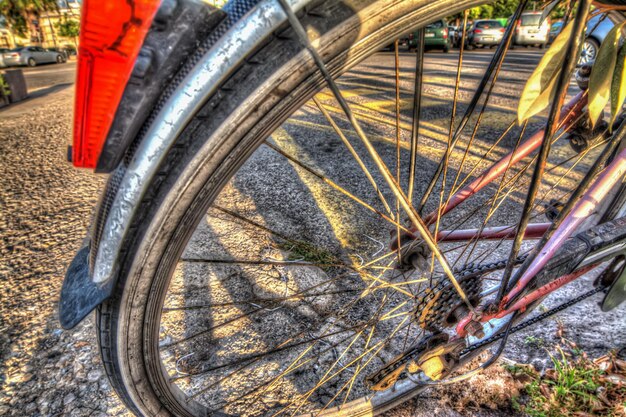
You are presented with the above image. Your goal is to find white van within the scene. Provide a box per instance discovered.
[515,11,551,47]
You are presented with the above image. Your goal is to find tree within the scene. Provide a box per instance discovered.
[0,0,31,37]
[0,0,58,40]
[55,13,78,45]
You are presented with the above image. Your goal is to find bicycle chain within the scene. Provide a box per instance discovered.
[368,254,529,388]
[460,285,607,356]
[367,253,605,389]
[368,283,605,389]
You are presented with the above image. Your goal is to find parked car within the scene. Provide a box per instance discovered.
[548,21,563,44]
[448,25,459,47]
[581,14,615,63]
[380,39,406,51]
[466,20,505,49]
[0,48,9,68]
[544,15,614,63]
[47,47,71,61]
[452,22,473,47]
[514,11,551,48]
[3,46,66,67]
[407,19,451,52]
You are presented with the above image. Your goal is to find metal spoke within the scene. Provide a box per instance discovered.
[276,0,474,312]
[417,0,529,213]
[394,39,403,264]
[180,257,349,268]
[312,96,394,217]
[407,27,425,203]
[456,121,529,264]
[263,141,410,233]
[161,288,363,312]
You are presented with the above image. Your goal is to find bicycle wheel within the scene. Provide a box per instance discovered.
[95,0,624,416]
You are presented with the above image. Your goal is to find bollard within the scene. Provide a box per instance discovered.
[3,69,28,103]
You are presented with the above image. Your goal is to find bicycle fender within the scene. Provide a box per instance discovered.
[60,247,114,329]
[59,0,312,330]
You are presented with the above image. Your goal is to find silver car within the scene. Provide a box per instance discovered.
[3,46,66,67]
[466,20,505,49]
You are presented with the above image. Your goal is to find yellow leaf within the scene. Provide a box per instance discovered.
[518,20,574,124]
[610,43,626,129]
[589,22,625,127]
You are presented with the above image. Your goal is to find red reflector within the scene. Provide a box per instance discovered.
[72,0,161,169]
[474,29,482,34]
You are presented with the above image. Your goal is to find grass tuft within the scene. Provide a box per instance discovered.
[277,240,339,267]
[507,346,626,417]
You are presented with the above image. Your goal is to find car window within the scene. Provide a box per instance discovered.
[9,47,23,52]
[521,14,542,26]
[550,22,563,33]
[475,21,503,29]
[27,47,37,52]
[426,20,444,29]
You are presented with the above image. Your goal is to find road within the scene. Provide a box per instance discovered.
[0,47,624,417]
[18,61,77,92]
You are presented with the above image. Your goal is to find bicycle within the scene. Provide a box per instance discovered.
[59,0,626,415]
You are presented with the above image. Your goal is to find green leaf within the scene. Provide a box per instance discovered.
[518,20,574,123]
[610,43,626,129]
[588,22,625,127]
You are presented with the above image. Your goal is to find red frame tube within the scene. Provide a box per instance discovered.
[455,264,594,337]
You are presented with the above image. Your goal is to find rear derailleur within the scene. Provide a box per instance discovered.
[366,333,464,391]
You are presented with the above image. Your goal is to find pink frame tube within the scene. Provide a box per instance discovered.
[502,147,626,304]
[454,147,626,337]
[437,222,550,242]
[423,91,587,226]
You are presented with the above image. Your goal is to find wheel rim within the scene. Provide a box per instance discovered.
[579,39,597,64]
[127,3,617,417]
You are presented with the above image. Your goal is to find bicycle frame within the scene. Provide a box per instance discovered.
[411,89,626,338]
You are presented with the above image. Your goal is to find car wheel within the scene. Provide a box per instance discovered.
[56,55,63,63]
[579,37,599,64]
[27,58,36,67]
[443,44,449,53]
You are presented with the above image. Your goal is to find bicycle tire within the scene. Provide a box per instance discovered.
[95,0,624,416]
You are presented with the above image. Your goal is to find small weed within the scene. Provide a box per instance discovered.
[507,347,626,417]
[277,240,339,267]
[524,336,546,349]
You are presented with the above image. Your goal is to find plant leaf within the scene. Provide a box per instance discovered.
[541,0,561,25]
[518,20,574,123]
[610,43,626,129]
[588,22,624,127]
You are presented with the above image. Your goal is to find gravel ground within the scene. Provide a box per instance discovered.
[0,88,124,416]
[0,49,624,417]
